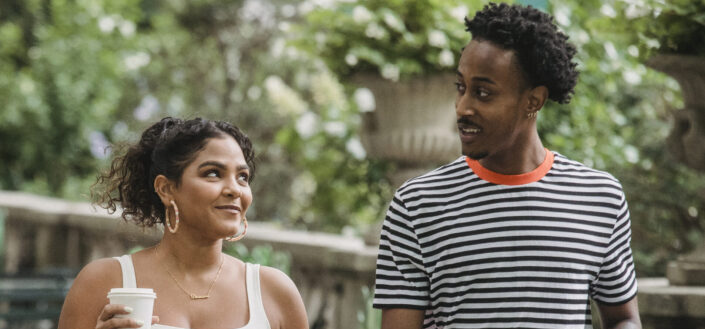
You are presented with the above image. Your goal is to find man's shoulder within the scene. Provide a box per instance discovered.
[550,152,622,185]
[396,156,468,194]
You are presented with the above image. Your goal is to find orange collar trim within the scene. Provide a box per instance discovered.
[466,149,554,186]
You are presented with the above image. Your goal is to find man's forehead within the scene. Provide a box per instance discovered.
[458,40,521,78]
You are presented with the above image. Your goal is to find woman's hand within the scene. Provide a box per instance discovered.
[95,304,160,329]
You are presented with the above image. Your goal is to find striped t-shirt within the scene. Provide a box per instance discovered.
[373,151,637,329]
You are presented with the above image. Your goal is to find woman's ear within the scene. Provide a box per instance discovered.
[153,175,174,205]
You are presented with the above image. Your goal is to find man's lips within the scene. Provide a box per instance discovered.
[457,118,482,135]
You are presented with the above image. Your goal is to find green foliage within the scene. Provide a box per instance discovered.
[612,0,705,58]
[536,0,705,276]
[223,244,291,274]
[290,0,495,81]
[0,0,393,234]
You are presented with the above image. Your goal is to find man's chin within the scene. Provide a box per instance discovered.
[464,151,488,160]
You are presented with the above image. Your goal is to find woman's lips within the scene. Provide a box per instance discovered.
[215,205,241,214]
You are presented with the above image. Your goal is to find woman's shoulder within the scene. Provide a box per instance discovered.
[258,265,296,293]
[73,257,123,291]
[257,265,308,328]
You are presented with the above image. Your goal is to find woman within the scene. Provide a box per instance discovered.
[58,117,308,329]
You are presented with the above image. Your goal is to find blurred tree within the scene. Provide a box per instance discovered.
[536,0,705,276]
[0,0,392,234]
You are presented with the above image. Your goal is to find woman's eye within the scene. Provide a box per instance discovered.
[238,173,249,182]
[205,170,220,178]
[454,82,466,94]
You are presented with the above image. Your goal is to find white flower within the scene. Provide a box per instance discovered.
[290,172,317,202]
[600,4,617,18]
[624,145,639,164]
[98,16,116,33]
[383,12,405,32]
[119,20,136,37]
[346,137,366,160]
[353,88,376,112]
[450,5,468,22]
[352,5,373,23]
[133,95,159,121]
[123,52,151,71]
[365,23,386,40]
[603,42,618,60]
[281,4,297,18]
[264,75,308,116]
[324,121,347,137]
[627,45,639,57]
[439,49,454,67]
[381,64,400,81]
[345,54,358,66]
[622,70,642,85]
[428,29,448,48]
[89,131,111,159]
[296,111,319,139]
[553,5,571,26]
[247,86,262,100]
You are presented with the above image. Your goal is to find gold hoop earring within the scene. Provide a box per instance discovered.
[225,217,248,242]
[527,112,538,119]
[165,200,180,233]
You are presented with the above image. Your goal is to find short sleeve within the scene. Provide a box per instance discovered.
[373,191,430,310]
[591,191,638,305]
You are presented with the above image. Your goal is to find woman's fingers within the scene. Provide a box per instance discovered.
[98,304,132,321]
[96,304,143,328]
[99,317,144,329]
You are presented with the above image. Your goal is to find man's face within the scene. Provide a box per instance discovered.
[455,40,532,161]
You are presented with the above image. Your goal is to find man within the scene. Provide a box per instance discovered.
[373,3,641,329]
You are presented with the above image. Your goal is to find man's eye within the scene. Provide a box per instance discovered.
[476,89,490,98]
[454,82,466,93]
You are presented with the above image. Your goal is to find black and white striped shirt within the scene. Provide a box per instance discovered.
[373,151,637,329]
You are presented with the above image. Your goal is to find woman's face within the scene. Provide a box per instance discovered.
[171,135,252,239]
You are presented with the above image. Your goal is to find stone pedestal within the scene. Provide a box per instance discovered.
[637,278,705,329]
[353,74,460,244]
[647,54,705,285]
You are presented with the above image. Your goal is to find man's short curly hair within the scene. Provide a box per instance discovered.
[464,3,579,104]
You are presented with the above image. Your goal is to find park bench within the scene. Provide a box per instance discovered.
[0,272,73,328]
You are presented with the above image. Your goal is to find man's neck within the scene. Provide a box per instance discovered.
[478,133,545,175]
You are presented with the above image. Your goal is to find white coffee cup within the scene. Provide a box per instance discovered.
[107,288,157,329]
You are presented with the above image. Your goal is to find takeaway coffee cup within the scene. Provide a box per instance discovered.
[107,288,157,329]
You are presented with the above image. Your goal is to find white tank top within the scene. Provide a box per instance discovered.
[113,255,272,329]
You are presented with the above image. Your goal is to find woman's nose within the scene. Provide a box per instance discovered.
[223,178,241,198]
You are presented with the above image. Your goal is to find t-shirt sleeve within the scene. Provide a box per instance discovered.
[373,191,430,310]
[591,190,638,305]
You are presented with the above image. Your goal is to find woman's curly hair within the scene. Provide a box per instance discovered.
[464,3,579,104]
[93,117,256,227]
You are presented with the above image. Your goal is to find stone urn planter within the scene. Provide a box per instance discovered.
[647,54,705,286]
[353,73,460,188]
[352,73,460,245]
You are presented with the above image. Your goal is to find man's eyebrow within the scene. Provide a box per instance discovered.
[457,70,496,85]
[472,76,496,85]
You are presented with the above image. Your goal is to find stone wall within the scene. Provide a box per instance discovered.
[2,191,705,328]
[0,191,376,329]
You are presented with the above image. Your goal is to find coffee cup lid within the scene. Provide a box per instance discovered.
[108,288,156,298]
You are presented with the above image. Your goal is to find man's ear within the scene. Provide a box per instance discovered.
[153,174,175,205]
[526,85,549,114]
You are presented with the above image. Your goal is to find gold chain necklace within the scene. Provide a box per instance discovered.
[156,245,225,300]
